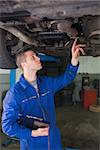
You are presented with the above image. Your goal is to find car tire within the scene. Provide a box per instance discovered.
[0,29,17,69]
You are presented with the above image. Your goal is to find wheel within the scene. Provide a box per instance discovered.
[0,29,17,69]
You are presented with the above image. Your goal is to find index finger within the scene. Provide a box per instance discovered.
[72,38,78,51]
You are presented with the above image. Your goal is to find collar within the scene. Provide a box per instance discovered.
[19,74,41,90]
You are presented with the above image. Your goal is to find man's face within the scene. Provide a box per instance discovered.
[23,50,42,72]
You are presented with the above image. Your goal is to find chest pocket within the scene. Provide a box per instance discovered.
[20,84,50,120]
[41,91,50,97]
[20,94,42,116]
[21,95,37,103]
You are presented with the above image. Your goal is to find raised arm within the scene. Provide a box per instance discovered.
[47,39,85,93]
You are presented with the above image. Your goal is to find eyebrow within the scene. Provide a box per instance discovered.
[29,53,37,58]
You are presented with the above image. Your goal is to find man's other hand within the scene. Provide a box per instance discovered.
[31,127,49,137]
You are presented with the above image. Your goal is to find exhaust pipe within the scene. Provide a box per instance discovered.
[0,21,37,46]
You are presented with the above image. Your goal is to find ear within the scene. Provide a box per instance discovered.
[21,62,26,69]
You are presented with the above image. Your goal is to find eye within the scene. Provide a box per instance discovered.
[35,52,39,57]
[31,55,35,60]
[31,53,38,59]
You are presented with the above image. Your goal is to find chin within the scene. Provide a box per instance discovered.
[38,65,42,70]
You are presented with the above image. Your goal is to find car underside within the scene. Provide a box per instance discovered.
[0,0,100,69]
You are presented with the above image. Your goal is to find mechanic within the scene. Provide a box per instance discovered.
[2,39,85,150]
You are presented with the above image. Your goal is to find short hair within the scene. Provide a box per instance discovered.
[16,52,26,69]
[15,44,37,69]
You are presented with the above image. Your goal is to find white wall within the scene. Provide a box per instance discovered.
[16,68,22,82]
[0,56,99,108]
[78,56,100,74]
[16,56,100,81]
[0,69,10,74]
[0,74,10,108]
[0,56,99,83]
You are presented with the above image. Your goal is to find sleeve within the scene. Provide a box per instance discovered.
[2,90,32,139]
[50,63,79,93]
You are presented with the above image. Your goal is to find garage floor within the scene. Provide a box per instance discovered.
[56,104,100,150]
[1,103,100,150]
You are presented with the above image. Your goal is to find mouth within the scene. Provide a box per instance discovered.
[38,62,42,66]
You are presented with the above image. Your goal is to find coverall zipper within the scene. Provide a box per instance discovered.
[36,91,50,150]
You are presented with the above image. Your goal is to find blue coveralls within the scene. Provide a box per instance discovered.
[2,63,79,150]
